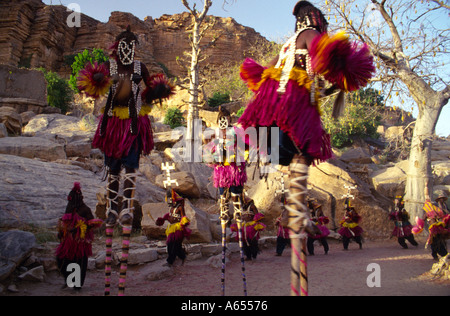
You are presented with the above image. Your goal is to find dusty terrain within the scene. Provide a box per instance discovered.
[3,238,449,297]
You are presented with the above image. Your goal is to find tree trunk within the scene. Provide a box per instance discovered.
[186,20,200,163]
[404,97,442,220]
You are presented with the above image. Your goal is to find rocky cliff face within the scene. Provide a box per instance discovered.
[0,0,267,78]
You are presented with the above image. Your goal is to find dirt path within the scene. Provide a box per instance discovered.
[4,238,449,297]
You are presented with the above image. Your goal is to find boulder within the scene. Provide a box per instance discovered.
[121,248,159,265]
[0,106,22,135]
[431,139,450,162]
[144,264,175,281]
[432,160,450,187]
[0,123,7,138]
[370,160,409,199]
[175,161,217,199]
[155,171,200,199]
[0,65,47,113]
[339,147,373,164]
[141,199,212,243]
[153,130,183,151]
[0,230,36,281]
[0,154,102,229]
[18,265,45,282]
[20,111,37,127]
[384,126,405,140]
[23,113,93,143]
[0,136,66,161]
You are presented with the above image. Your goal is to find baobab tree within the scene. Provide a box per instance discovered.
[180,0,214,162]
[324,0,449,219]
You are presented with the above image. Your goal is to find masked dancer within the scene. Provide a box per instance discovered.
[306,199,330,255]
[238,1,374,296]
[338,199,363,250]
[156,190,191,266]
[77,26,174,295]
[203,106,249,296]
[56,183,102,290]
[389,196,418,249]
[413,188,450,260]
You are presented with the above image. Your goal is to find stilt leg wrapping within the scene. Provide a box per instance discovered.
[219,195,229,296]
[232,193,248,296]
[118,226,132,296]
[287,160,310,296]
[104,227,114,296]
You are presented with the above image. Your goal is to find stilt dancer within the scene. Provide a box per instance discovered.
[77,26,174,296]
[204,107,249,296]
[238,1,374,296]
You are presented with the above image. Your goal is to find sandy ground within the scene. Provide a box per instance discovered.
[3,238,449,297]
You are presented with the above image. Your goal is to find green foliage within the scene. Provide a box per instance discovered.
[236,106,245,117]
[163,107,184,129]
[322,88,383,148]
[38,68,73,114]
[203,39,282,109]
[69,48,108,93]
[208,91,231,107]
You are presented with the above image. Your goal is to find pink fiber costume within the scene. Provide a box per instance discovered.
[204,125,248,190]
[91,59,154,162]
[239,32,375,164]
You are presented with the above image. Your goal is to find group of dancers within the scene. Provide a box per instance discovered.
[54,1,449,296]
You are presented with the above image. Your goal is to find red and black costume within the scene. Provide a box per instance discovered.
[156,190,191,266]
[55,182,102,290]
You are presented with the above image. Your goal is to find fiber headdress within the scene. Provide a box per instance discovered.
[293,1,328,33]
[66,182,84,213]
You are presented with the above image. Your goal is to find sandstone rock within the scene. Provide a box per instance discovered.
[141,199,212,243]
[339,147,373,164]
[144,264,175,281]
[0,136,66,161]
[0,106,22,135]
[0,64,47,113]
[175,161,217,199]
[20,111,36,127]
[23,113,93,143]
[431,139,450,162]
[384,126,405,140]
[0,123,7,138]
[18,265,45,282]
[0,2,268,81]
[65,138,92,158]
[120,248,159,266]
[0,154,102,228]
[155,171,200,199]
[153,130,184,151]
[7,284,19,293]
[0,230,36,281]
[370,160,409,199]
[432,160,450,187]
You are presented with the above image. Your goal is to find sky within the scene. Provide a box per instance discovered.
[42,0,449,137]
